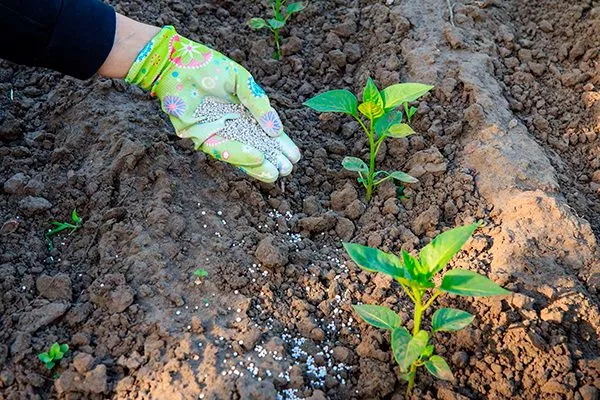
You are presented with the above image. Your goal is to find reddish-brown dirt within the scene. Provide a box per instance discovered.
[1,0,598,399]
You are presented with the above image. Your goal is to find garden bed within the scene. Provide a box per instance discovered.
[0,0,598,399]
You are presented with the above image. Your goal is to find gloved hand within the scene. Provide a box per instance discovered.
[125,26,300,182]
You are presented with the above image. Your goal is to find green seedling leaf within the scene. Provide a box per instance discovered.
[400,250,432,286]
[432,308,475,332]
[404,102,418,123]
[248,17,267,29]
[374,109,403,137]
[285,2,305,15]
[358,101,384,120]
[304,90,359,117]
[45,212,83,252]
[440,269,511,297]
[193,268,208,278]
[391,327,412,369]
[424,355,454,381]
[408,330,429,357]
[421,344,435,359]
[71,209,81,224]
[343,243,406,280]
[419,222,480,276]
[388,171,419,184]
[381,83,434,110]
[401,250,420,281]
[387,123,414,138]
[268,18,286,29]
[342,156,368,173]
[407,105,417,120]
[39,342,68,370]
[48,222,75,235]
[353,304,402,330]
[393,329,428,370]
[396,185,407,199]
[38,353,51,363]
[362,78,383,109]
[50,343,60,357]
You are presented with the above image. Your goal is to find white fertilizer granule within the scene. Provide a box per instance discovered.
[193,97,282,164]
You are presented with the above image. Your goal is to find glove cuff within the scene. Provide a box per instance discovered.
[125,26,176,93]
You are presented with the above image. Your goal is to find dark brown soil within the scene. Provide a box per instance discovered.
[1,0,598,399]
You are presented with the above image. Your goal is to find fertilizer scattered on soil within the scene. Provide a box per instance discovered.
[193,97,282,164]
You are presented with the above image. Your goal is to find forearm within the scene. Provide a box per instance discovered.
[97,14,160,79]
[0,0,116,79]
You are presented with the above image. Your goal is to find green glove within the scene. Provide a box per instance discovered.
[125,26,300,183]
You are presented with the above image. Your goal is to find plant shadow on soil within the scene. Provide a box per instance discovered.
[1,0,599,399]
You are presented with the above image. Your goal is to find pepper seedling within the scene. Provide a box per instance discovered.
[248,0,305,60]
[45,209,83,252]
[304,79,433,202]
[38,342,69,370]
[344,222,511,398]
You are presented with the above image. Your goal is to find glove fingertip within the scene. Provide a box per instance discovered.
[275,154,294,177]
[277,134,302,163]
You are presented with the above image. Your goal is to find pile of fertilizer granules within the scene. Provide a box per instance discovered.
[193,97,282,164]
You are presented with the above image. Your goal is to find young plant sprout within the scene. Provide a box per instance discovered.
[45,209,83,252]
[248,0,305,60]
[193,268,208,278]
[304,79,433,202]
[344,222,510,399]
[38,342,69,370]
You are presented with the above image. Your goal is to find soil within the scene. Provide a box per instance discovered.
[1,0,599,399]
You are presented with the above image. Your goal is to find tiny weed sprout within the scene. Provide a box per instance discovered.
[344,222,511,398]
[38,342,69,370]
[193,268,208,278]
[45,209,83,252]
[248,0,305,59]
[304,79,433,202]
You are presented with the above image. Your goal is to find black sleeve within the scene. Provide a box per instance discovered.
[0,0,116,79]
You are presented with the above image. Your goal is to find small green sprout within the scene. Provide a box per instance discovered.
[404,102,418,124]
[248,0,305,60]
[344,222,511,398]
[45,209,83,252]
[305,79,433,202]
[193,268,208,278]
[38,342,69,370]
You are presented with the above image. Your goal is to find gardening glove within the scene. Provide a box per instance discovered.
[125,26,301,183]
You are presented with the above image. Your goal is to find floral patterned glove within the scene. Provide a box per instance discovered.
[125,26,301,182]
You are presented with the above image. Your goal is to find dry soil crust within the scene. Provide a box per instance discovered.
[0,0,598,399]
